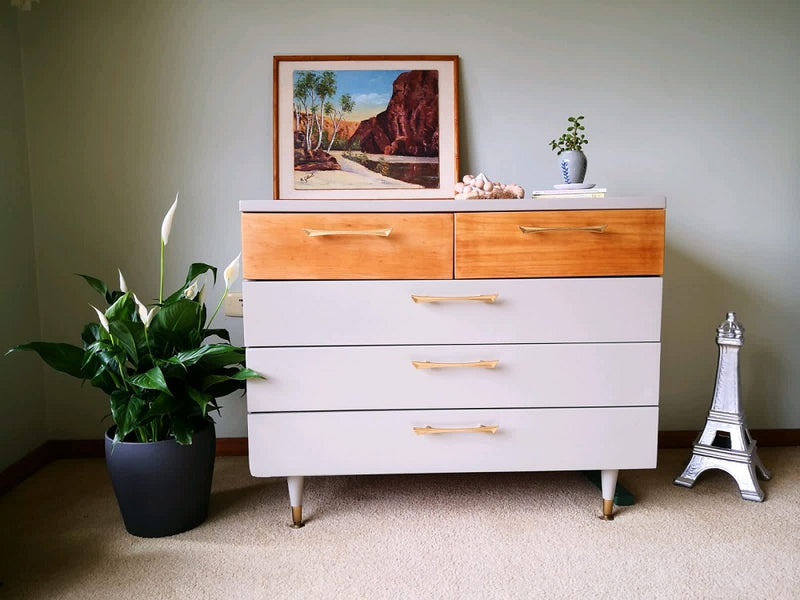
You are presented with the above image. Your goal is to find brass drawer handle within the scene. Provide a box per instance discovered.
[413,425,499,435]
[518,224,607,234]
[411,360,499,369]
[411,294,498,303]
[303,227,393,237]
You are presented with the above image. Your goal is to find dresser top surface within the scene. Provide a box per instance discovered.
[240,196,666,213]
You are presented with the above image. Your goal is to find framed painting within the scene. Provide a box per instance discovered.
[273,55,459,200]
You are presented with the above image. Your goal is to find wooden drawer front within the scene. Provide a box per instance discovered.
[242,212,453,280]
[242,277,662,347]
[455,209,665,278]
[248,407,658,477]
[246,343,660,412]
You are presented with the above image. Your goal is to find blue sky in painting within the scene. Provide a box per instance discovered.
[293,69,409,120]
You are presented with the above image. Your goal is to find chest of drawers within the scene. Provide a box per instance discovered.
[240,197,666,525]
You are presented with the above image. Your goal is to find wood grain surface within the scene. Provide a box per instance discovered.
[242,212,453,279]
[455,209,665,278]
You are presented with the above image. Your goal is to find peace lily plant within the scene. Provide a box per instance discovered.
[8,194,262,445]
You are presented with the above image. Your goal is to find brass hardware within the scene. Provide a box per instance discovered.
[411,360,499,369]
[413,425,499,435]
[599,498,615,521]
[290,505,305,529]
[303,227,392,237]
[518,224,607,234]
[411,294,498,303]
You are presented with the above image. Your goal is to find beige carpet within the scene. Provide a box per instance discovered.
[1,447,798,600]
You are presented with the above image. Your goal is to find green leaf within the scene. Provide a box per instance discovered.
[76,274,110,301]
[125,320,148,362]
[235,367,265,380]
[110,390,146,441]
[186,386,214,416]
[172,418,197,445]
[185,263,217,286]
[170,344,247,370]
[84,340,125,376]
[201,367,262,395]
[129,366,171,394]
[162,263,218,304]
[81,346,107,377]
[147,392,175,417]
[108,320,138,367]
[7,342,89,379]
[89,369,119,396]
[150,298,202,346]
[81,322,102,347]
[202,328,231,343]
[105,292,136,323]
[203,379,247,398]
[163,286,190,305]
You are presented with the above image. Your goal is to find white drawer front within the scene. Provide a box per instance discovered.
[247,406,658,476]
[242,277,662,347]
[246,343,660,412]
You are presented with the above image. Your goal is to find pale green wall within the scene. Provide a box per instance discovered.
[4,0,799,459]
[0,5,45,471]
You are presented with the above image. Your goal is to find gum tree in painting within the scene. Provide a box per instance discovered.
[325,93,355,152]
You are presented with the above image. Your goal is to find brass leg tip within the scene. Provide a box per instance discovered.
[599,498,615,521]
[290,506,305,529]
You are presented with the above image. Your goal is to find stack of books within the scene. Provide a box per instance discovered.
[530,187,606,200]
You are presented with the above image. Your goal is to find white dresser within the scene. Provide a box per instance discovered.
[240,197,665,525]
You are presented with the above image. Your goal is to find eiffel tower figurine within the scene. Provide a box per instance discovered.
[674,312,771,501]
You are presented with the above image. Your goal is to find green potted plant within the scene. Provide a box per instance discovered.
[549,114,589,185]
[7,195,262,537]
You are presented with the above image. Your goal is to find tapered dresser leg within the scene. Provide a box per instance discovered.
[287,476,305,528]
[599,469,618,521]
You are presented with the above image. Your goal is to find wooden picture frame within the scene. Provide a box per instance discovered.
[273,55,459,200]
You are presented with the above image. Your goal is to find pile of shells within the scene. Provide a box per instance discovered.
[454,173,524,200]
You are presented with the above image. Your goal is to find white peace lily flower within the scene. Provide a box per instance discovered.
[197,282,207,304]
[223,253,241,288]
[90,305,110,333]
[160,193,179,245]
[133,294,147,322]
[143,306,158,328]
[184,280,199,300]
[133,294,158,327]
[118,269,128,293]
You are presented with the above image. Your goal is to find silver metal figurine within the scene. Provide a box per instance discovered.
[674,312,771,501]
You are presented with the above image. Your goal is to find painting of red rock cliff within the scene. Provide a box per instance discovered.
[274,56,459,200]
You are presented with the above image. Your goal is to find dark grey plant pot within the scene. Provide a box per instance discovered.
[104,421,216,538]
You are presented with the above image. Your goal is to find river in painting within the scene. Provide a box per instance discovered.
[355,157,440,188]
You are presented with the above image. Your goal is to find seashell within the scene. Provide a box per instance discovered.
[457,174,522,200]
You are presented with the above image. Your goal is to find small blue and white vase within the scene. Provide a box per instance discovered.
[559,150,587,184]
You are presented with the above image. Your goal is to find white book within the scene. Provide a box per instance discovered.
[531,188,607,199]
[531,187,607,196]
